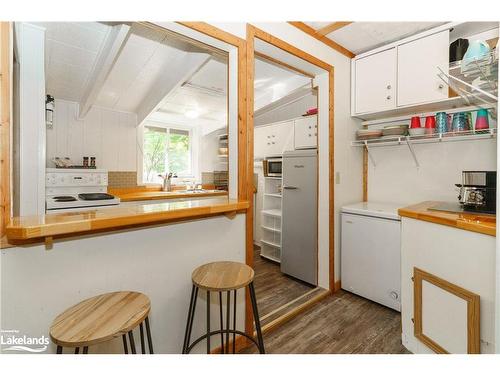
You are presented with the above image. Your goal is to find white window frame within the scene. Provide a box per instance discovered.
[139,122,195,184]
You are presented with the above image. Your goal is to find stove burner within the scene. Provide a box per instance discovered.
[53,196,78,202]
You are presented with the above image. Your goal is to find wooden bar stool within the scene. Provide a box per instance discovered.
[182,261,265,354]
[50,291,154,354]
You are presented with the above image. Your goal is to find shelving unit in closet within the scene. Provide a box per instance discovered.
[260,176,283,263]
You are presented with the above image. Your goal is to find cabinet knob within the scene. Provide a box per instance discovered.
[438,84,444,89]
[386,95,391,100]
[271,142,275,144]
[308,134,312,137]
[272,135,275,137]
[267,135,270,138]
[387,84,391,90]
[314,133,317,136]
[267,142,270,145]
[308,126,312,129]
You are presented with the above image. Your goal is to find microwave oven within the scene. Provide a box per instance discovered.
[263,157,282,177]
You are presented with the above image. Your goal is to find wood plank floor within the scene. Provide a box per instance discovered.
[253,245,315,317]
[243,289,410,354]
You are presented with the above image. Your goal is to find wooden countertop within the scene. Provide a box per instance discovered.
[115,190,227,202]
[398,201,496,237]
[5,198,249,243]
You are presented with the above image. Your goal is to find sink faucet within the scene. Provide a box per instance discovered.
[159,173,176,192]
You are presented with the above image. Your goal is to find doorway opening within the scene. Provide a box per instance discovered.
[246,25,335,331]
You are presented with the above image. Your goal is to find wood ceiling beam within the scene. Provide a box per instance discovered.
[316,22,353,36]
[254,51,315,78]
[287,21,355,59]
[78,24,131,119]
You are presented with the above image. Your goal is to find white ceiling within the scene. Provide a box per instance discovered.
[254,58,311,110]
[304,22,446,54]
[34,22,111,102]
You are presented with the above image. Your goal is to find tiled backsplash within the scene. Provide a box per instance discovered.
[108,171,138,188]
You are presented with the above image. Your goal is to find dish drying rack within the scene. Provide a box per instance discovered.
[437,50,498,119]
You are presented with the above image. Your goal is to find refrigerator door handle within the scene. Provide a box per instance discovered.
[283,186,298,190]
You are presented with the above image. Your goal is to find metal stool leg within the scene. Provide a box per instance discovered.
[56,345,62,354]
[182,285,197,354]
[140,322,146,354]
[82,346,88,354]
[74,347,79,354]
[218,292,224,353]
[145,316,154,354]
[225,291,230,354]
[206,290,211,354]
[122,334,128,354]
[232,289,237,354]
[249,282,265,354]
[128,331,136,354]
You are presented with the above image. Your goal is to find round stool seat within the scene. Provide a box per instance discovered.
[192,261,254,292]
[50,291,150,348]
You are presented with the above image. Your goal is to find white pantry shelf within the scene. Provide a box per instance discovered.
[259,252,281,263]
[261,209,282,218]
[260,239,281,249]
[261,225,281,233]
[264,193,282,198]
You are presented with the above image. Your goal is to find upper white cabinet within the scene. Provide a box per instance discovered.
[397,30,449,107]
[354,48,397,114]
[254,121,294,159]
[294,116,317,149]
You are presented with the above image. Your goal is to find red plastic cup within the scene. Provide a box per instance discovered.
[475,115,489,130]
[410,116,421,128]
[424,116,436,129]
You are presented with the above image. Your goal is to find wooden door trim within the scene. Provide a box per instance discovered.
[246,23,336,306]
[1,22,11,240]
[413,267,480,354]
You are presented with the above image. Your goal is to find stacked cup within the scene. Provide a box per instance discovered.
[475,109,489,130]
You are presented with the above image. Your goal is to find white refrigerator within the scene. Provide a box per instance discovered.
[281,150,318,285]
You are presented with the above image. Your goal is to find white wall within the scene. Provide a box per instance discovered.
[46,99,137,171]
[13,22,46,216]
[1,215,246,354]
[211,22,363,285]
[368,140,497,204]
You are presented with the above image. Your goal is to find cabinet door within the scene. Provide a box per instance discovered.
[273,121,294,154]
[294,116,317,149]
[397,30,449,106]
[254,126,266,159]
[354,48,396,114]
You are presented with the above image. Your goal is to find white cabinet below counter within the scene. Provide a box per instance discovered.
[400,217,495,354]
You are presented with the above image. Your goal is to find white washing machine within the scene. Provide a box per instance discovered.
[341,202,402,311]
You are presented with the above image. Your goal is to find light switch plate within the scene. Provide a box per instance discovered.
[335,172,341,184]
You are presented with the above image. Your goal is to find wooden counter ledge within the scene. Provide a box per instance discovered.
[5,198,249,243]
[398,201,496,237]
[114,189,227,202]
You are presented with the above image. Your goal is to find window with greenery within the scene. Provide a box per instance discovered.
[143,126,192,183]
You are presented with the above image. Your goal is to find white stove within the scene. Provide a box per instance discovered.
[46,168,120,212]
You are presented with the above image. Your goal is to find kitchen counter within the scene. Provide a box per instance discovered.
[398,201,495,237]
[114,189,227,202]
[5,198,248,243]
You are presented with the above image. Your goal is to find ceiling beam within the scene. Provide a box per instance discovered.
[316,22,353,36]
[77,24,131,119]
[255,51,315,78]
[287,21,355,58]
[135,52,211,126]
